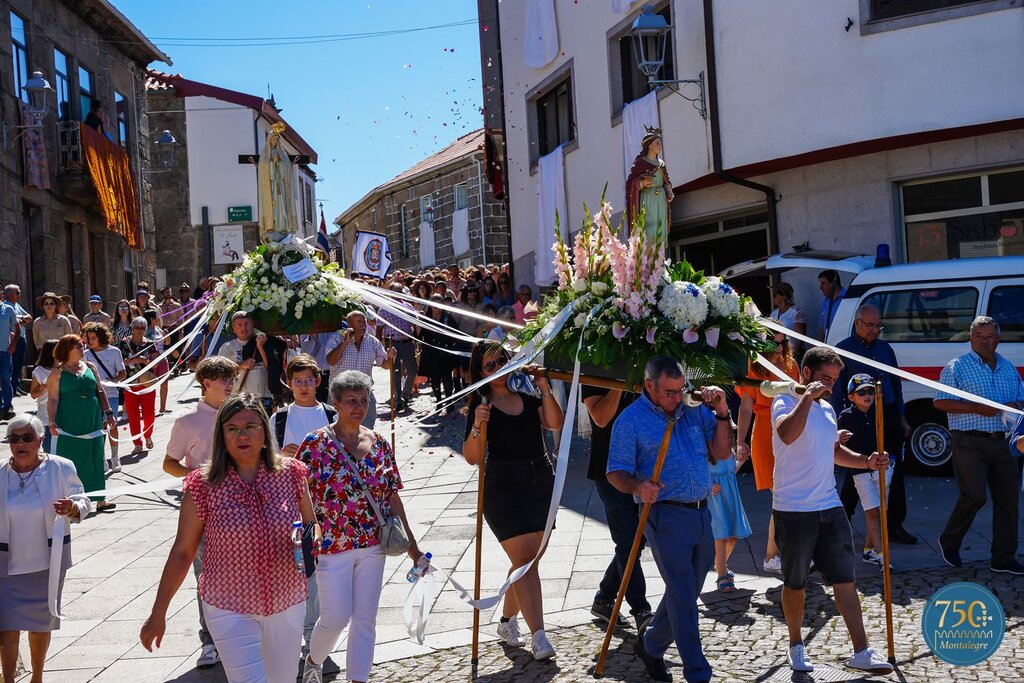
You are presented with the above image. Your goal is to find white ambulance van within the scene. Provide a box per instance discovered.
[723,253,1024,474]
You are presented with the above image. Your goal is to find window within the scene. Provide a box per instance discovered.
[54,49,72,121]
[870,0,980,20]
[455,184,469,211]
[10,11,29,103]
[301,178,314,225]
[987,285,1024,342]
[79,66,94,122]
[902,168,1024,262]
[114,91,128,146]
[536,76,574,157]
[399,204,409,259]
[619,4,673,108]
[861,286,979,343]
[419,196,433,223]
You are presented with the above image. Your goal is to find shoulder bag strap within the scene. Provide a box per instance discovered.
[88,348,114,381]
[325,431,387,526]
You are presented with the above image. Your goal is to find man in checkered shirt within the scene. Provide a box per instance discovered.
[935,316,1024,575]
[326,309,396,427]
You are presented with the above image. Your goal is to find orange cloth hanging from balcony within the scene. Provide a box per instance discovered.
[80,123,141,248]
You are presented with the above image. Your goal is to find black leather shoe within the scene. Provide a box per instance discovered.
[889,527,917,544]
[939,538,962,568]
[991,559,1024,575]
[633,636,671,682]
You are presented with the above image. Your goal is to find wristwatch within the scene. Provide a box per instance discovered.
[714,411,731,422]
[104,410,114,418]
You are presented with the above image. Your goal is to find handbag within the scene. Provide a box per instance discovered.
[327,434,410,557]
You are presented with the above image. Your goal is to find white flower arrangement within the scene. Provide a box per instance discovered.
[657,281,708,330]
[702,276,741,319]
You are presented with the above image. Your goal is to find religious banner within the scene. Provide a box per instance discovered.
[352,231,393,278]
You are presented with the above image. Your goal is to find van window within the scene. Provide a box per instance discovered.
[862,287,979,343]
[987,285,1024,343]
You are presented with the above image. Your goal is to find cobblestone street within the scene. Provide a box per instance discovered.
[372,565,1024,683]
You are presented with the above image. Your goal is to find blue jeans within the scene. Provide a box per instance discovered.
[0,351,11,410]
[642,503,715,683]
[593,476,651,613]
[11,336,25,393]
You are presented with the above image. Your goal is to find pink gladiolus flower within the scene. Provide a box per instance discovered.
[612,322,630,339]
[646,327,656,344]
[727,331,744,342]
[705,327,720,348]
[683,328,699,344]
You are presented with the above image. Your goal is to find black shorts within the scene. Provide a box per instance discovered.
[484,457,554,542]
[773,506,855,590]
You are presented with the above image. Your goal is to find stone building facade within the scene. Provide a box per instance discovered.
[145,71,318,289]
[336,129,509,274]
[0,0,166,326]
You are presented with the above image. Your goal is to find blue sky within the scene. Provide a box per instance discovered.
[114,0,482,228]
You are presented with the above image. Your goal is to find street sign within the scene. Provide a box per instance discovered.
[227,205,252,222]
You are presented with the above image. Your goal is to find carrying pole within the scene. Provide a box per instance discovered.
[874,379,896,665]
[470,397,490,676]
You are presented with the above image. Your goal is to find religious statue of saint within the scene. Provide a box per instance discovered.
[257,122,299,243]
[625,126,674,243]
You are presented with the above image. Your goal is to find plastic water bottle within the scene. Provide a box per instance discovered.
[406,552,432,582]
[290,521,304,574]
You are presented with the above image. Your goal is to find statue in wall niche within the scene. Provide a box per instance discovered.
[257,122,299,243]
[625,125,673,244]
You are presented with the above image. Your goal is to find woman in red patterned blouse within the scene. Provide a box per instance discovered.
[296,370,421,683]
[140,394,320,683]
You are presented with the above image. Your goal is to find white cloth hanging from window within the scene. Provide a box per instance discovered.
[622,89,661,180]
[613,0,635,14]
[535,145,567,286]
[524,0,559,68]
[418,221,435,267]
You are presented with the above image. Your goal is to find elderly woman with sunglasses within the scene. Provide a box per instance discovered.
[31,292,72,353]
[0,415,90,683]
[141,394,320,683]
[462,343,563,661]
[46,334,117,513]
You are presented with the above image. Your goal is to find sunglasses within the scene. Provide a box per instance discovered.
[483,356,508,373]
[7,433,37,443]
[43,301,56,307]
[854,388,876,396]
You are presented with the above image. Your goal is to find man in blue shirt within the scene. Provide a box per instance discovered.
[608,355,731,683]
[831,304,915,545]
[935,316,1024,574]
[3,284,30,398]
[818,269,845,341]
[0,297,17,419]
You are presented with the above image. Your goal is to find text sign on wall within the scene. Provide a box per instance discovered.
[227,205,253,222]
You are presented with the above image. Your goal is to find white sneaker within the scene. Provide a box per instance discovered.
[196,643,219,668]
[301,655,323,683]
[787,644,814,672]
[846,647,894,673]
[763,555,782,573]
[496,617,525,647]
[108,457,122,473]
[531,629,556,661]
[862,549,891,570]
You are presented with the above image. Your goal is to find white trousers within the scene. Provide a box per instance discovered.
[308,545,386,681]
[202,601,304,683]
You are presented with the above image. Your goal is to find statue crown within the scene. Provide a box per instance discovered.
[643,125,662,137]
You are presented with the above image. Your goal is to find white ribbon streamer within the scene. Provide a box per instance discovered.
[341,280,484,345]
[758,317,1024,417]
[347,279,525,330]
[375,314,471,358]
[48,515,66,619]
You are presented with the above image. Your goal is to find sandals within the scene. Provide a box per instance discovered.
[716,574,736,593]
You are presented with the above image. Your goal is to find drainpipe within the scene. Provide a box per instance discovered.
[702,0,779,255]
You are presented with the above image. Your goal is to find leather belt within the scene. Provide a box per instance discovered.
[955,430,1007,440]
[660,498,708,510]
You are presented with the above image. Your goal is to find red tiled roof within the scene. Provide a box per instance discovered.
[145,70,317,164]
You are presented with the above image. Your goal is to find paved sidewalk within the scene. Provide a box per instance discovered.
[3,369,1023,682]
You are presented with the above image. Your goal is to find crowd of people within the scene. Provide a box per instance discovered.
[1,265,1023,683]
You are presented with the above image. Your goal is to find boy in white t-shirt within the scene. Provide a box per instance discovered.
[271,354,336,657]
[771,347,893,675]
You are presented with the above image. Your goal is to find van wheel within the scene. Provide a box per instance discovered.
[907,406,953,475]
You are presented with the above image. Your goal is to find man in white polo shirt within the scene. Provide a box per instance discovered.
[771,347,893,675]
[162,356,238,669]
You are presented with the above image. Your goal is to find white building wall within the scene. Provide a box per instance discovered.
[496,0,1024,288]
[185,96,259,226]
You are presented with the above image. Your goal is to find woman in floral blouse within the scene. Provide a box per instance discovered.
[140,394,320,683]
[296,370,421,683]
